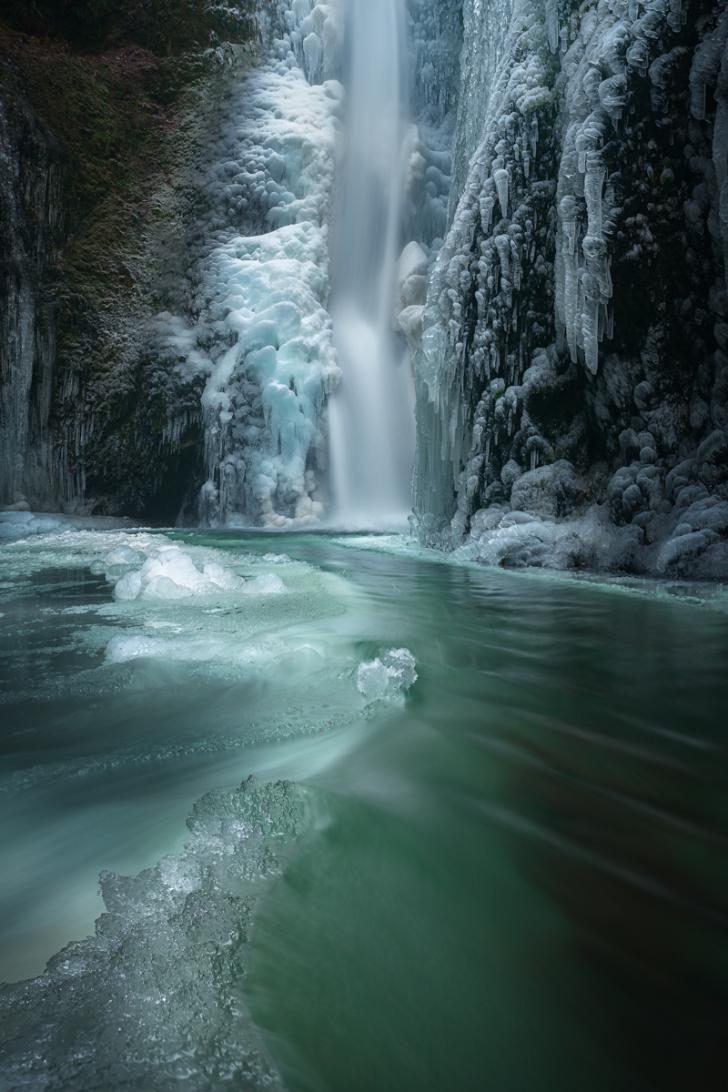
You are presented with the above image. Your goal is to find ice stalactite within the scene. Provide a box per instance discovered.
[448,0,515,216]
[414,0,557,539]
[405,0,463,245]
[413,0,728,577]
[553,0,688,378]
[390,0,462,384]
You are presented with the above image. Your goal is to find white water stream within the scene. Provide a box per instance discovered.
[327,0,416,529]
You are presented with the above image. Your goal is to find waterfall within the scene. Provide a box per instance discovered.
[327,0,415,529]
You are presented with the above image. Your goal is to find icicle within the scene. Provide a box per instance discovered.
[558,195,579,256]
[584,151,606,237]
[626,38,650,76]
[599,75,627,126]
[668,0,683,34]
[565,256,579,363]
[493,167,510,218]
[545,0,560,54]
[581,272,601,375]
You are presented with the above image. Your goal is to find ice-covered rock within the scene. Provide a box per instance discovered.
[510,461,586,520]
[414,0,728,579]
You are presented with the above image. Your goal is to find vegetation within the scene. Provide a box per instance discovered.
[0,1,254,55]
[0,0,255,515]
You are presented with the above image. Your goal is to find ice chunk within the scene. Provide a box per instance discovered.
[111,547,244,602]
[0,777,305,1088]
[356,647,418,702]
[105,634,217,665]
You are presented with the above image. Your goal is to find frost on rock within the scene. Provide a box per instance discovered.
[414,0,728,579]
[0,777,310,1091]
[356,647,418,702]
[415,0,557,539]
[153,3,342,528]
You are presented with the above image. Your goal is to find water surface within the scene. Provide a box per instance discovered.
[1,529,726,1091]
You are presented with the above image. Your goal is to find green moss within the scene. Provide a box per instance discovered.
[0,14,252,515]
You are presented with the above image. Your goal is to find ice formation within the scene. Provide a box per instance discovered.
[0,523,367,707]
[153,4,343,528]
[0,777,308,1090]
[2,0,728,572]
[150,0,461,530]
[413,0,728,578]
[356,647,418,702]
[112,546,245,601]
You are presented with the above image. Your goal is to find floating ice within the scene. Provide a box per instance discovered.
[356,647,418,702]
[0,777,307,1090]
[111,547,245,602]
[0,511,111,541]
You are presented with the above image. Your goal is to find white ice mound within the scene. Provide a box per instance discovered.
[356,648,418,702]
[112,547,244,602]
[243,574,286,596]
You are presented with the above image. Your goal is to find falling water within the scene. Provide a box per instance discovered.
[327,0,415,529]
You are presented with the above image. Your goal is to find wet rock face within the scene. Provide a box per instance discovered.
[0,89,65,509]
[414,0,728,577]
[0,20,237,518]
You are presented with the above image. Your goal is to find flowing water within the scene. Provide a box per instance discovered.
[1,523,727,1090]
[327,0,416,527]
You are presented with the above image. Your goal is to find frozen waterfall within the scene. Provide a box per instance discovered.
[327,0,416,529]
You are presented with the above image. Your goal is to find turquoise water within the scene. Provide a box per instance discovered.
[1,528,727,1090]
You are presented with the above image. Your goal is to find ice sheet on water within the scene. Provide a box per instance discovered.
[0,510,135,542]
[0,526,361,699]
[0,776,312,1090]
[356,647,418,702]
